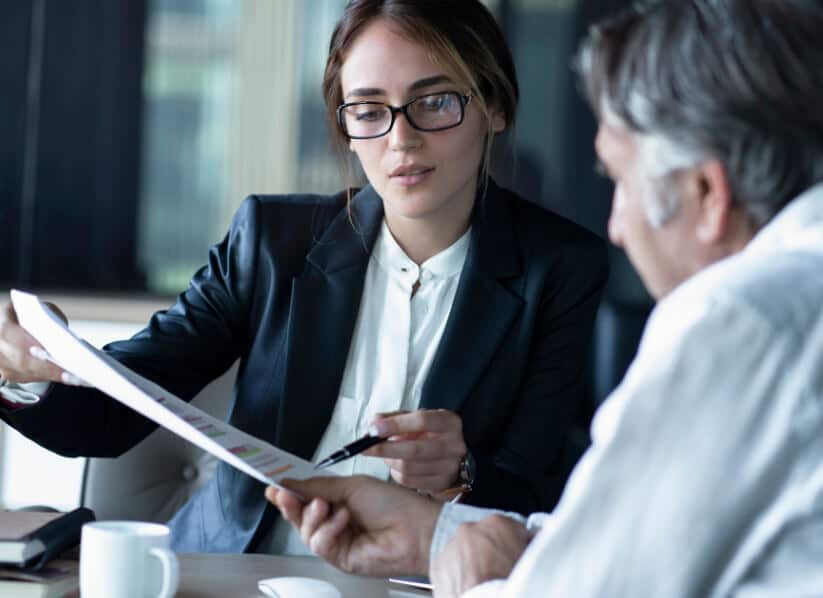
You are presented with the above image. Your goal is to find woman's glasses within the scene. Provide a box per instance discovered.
[337,91,473,140]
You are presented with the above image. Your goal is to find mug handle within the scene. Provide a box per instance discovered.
[149,547,179,598]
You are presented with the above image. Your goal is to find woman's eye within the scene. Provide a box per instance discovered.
[420,95,449,111]
[355,109,384,122]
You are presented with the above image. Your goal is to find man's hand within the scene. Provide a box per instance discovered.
[0,302,82,386]
[431,515,531,598]
[363,409,467,494]
[266,475,442,577]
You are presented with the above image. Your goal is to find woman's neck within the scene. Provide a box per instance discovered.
[383,193,475,265]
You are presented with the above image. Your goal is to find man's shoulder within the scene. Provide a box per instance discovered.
[681,247,823,338]
[652,246,823,350]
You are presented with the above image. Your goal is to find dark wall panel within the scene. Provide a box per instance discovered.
[0,2,32,285]
[31,0,147,290]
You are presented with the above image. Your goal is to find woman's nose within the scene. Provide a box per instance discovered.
[388,112,422,151]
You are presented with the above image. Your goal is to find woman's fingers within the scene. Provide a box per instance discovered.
[383,457,462,477]
[0,303,75,384]
[361,409,468,493]
[387,468,455,492]
[28,346,85,385]
[371,409,462,437]
[366,436,465,460]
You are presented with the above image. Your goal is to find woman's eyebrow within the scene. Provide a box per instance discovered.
[344,75,453,100]
[408,74,452,92]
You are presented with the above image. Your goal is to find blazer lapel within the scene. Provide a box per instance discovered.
[275,187,384,460]
[421,181,524,413]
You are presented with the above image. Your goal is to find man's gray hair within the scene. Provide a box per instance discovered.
[577,0,823,228]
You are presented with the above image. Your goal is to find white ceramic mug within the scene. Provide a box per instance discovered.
[80,521,179,598]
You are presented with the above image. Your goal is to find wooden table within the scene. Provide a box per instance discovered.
[177,553,429,598]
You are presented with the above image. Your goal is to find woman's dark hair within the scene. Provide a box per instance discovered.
[577,0,823,227]
[323,0,519,186]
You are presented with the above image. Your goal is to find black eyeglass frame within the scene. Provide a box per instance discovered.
[337,91,474,140]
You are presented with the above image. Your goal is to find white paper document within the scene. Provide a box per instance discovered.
[11,289,324,488]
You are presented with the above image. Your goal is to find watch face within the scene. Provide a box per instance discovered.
[459,452,476,485]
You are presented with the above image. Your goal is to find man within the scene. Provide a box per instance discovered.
[266,0,823,596]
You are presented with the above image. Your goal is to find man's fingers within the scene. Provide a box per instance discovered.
[300,498,331,546]
[371,409,462,437]
[267,486,305,527]
[308,506,351,558]
[279,476,355,504]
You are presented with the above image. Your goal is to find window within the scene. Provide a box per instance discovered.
[2,0,626,297]
[139,0,345,293]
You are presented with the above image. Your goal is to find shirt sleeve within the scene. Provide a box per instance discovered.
[429,502,551,568]
[497,292,807,597]
[0,382,51,409]
[460,580,507,598]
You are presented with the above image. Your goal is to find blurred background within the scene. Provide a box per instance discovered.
[1,0,651,509]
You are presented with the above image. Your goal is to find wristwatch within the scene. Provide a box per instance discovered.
[457,450,476,493]
[430,451,476,503]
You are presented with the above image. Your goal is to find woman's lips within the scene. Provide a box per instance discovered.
[390,167,435,187]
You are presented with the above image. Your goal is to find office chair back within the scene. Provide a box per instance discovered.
[80,363,238,523]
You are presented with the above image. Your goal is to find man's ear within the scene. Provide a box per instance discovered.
[694,160,734,245]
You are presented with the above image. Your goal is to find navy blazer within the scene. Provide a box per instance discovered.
[3,180,607,553]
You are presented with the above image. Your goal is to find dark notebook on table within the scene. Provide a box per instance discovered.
[0,508,94,570]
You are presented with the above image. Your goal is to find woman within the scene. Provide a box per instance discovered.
[0,0,607,554]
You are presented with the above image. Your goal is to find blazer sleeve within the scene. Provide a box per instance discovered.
[1,196,264,457]
[468,233,609,514]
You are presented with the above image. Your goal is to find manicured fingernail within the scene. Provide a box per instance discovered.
[29,347,50,361]
[61,372,84,386]
[369,421,388,437]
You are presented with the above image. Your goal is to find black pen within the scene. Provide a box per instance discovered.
[315,433,388,470]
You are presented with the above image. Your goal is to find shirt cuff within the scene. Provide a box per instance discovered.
[0,381,50,410]
[429,503,528,569]
[460,579,507,598]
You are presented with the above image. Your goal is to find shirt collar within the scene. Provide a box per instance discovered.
[372,220,472,283]
[746,182,823,257]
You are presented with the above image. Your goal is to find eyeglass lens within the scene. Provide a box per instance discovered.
[341,92,464,139]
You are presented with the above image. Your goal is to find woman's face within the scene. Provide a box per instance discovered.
[339,19,505,229]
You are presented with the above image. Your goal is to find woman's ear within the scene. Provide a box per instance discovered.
[491,111,506,134]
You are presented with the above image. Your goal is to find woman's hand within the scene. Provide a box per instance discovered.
[363,409,467,494]
[0,302,83,386]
